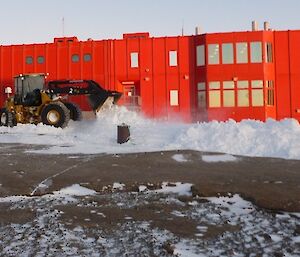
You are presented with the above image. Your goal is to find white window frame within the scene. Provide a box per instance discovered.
[170,90,179,106]
[130,52,139,68]
[196,45,205,66]
[169,50,178,67]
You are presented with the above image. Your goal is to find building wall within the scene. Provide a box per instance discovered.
[0,29,300,123]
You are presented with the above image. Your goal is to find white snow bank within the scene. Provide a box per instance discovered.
[0,106,300,159]
[202,154,237,163]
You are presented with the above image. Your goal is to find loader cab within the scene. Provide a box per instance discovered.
[14,74,45,106]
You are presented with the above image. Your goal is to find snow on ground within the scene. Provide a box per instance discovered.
[202,154,238,163]
[0,182,299,257]
[0,106,300,159]
[172,154,189,162]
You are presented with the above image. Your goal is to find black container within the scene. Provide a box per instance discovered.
[117,124,130,144]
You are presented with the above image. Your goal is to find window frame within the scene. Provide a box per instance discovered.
[222,43,234,64]
[223,81,235,107]
[208,81,221,108]
[236,42,248,64]
[130,52,139,68]
[25,56,33,65]
[169,50,178,67]
[83,53,92,62]
[37,56,45,64]
[196,45,205,66]
[250,42,263,63]
[197,82,206,108]
[170,90,179,106]
[71,54,80,63]
[208,44,220,65]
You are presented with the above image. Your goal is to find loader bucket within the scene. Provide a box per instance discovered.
[88,91,122,112]
[47,79,122,112]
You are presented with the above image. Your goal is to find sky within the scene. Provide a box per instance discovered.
[0,0,299,45]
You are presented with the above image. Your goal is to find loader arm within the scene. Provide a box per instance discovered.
[47,80,122,111]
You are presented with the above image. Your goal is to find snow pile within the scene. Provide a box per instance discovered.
[155,182,193,196]
[53,184,97,196]
[202,154,238,163]
[172,154,189,162]
[0,106,300,159]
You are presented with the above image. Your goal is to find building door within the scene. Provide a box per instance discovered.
[122,82,141,111]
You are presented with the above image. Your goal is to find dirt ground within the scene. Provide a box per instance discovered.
[0,143,299,212]
[0,143,299,256]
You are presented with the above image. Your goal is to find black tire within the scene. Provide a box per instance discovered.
[41,102,70,128]
[0,108,16,127]
[64,102,82,121]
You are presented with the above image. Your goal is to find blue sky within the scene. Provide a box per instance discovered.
[0,0,299,45]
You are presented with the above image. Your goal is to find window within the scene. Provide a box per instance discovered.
[170,90,179,106]
[222,43,234,64]
[37,56,45,64]
[83,53,92,62]
[250,42,262,63]
[251,80,264,107]
[197,82,206,108]
[130,52,139,68]
[266,80,275,106]
[209,81,221,107]
[26,56,33,65]
[237,80,249,107]
[223,81,235,107]
[208,44,220,65]
[196,45,205,66]
[236,43,248,63]
[72,54,80,63]
[169,51,177,66]
[266,43,273,63]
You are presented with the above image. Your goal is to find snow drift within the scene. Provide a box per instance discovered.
[0,106,300,160]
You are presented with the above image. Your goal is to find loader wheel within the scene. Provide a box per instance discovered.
[41,102,70,128]
[0,108,16,127]
[64,102,82,121]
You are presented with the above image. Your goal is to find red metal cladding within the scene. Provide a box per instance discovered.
[0,30,300,123]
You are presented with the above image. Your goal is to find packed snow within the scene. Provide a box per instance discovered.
[0,106,300,159]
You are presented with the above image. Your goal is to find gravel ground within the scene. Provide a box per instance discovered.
[0,143,299,256]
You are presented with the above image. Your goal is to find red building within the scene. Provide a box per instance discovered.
[0,25,300,123]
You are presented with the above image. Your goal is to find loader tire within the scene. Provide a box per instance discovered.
[0,108,16,127]
[64,102,82,121]
[41,102,70,128]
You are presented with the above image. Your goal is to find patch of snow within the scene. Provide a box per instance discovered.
[138,185,147,192]
[112,182,125,190]
[155,182,192,196]
[172,154,188,162]
[202,154,237,162]
[53,184,97,196]
[206,194,254,216]
[0,107,299,160]
[0,195,30,203]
